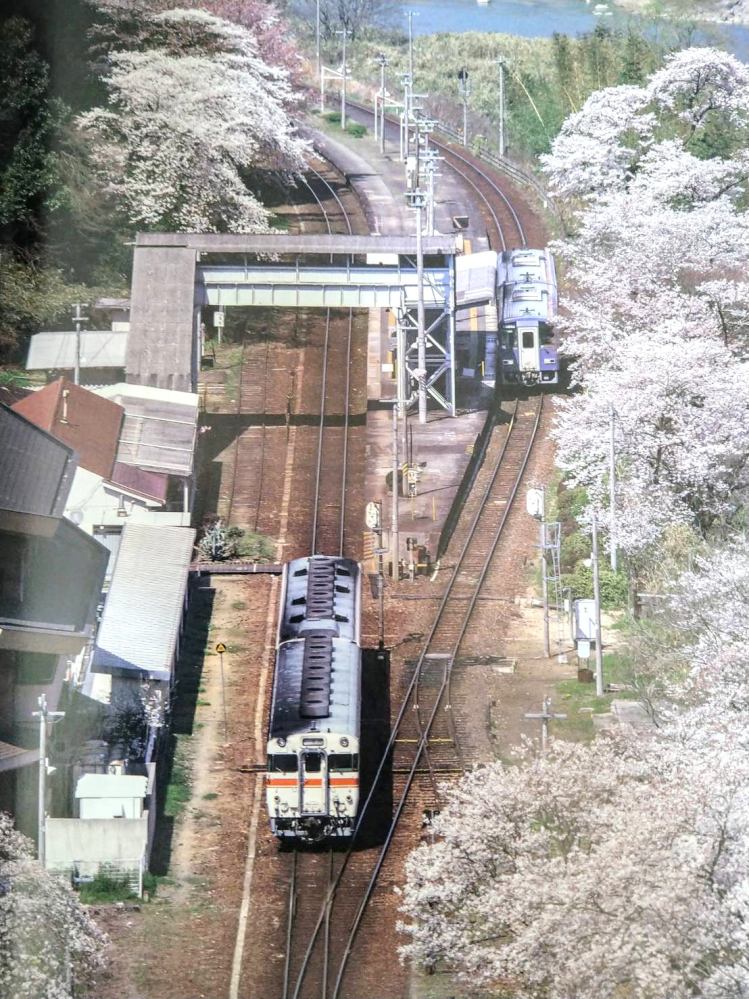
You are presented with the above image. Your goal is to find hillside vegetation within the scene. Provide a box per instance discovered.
[0,0,306,368]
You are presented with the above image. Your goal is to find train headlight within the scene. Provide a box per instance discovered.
[340,737,349,748]
[277,737,287,748]
[274,795,280,803]
[346,794,353,803]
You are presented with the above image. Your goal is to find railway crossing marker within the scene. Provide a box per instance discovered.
[216,643,229,743]
[525,696,567,751]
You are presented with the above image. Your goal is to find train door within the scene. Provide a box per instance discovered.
[518,324,540,374]
[300,751,328,816]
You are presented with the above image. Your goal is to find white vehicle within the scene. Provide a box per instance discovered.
[266,556,362,842]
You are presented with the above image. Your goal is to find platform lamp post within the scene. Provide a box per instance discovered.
[335,28,348,130]
[375,52,388,153]
[32,694,65,867]
[458,67,472,149]
[496,56,506,157]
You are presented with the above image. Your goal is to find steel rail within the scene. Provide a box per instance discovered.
[281,849,298,999]
[342,99,526,249]
[278,163,356,999]
[330,395,543,999]
[435,141,526,249]
[303,165,355,558]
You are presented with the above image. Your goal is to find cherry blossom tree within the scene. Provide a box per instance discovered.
[542,50,749,559]
[0,813,107,998]
[647,47,749,141]
[79,9,309,232]
[542,47,749,202]
[399,722,749,999]
[552,318,749,558]
[88,0,302,80]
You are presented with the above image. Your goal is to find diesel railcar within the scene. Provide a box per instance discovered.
[498,248,559,386]
[266,555,362,842]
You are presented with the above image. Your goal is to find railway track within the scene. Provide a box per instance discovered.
[232,138,542,999]
[283,395,543,999]
[304,164,356,558]
[343,99,527,251]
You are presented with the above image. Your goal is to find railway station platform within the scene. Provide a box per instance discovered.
[310,114,501,571]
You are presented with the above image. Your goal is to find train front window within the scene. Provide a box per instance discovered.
[268,754,298,773]
[522,330,535,349]
[304,753,322,773]
[329,753,358,771]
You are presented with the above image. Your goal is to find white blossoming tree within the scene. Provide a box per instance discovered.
[541,49,749,558]
[552,319,749,558]
[399,720,749,999]
[0,813,107,998]
[79,9,309,232]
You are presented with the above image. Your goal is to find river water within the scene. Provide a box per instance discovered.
[392,0,749,60]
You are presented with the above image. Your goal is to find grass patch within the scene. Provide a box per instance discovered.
[197,698,211,707]
[164,734,193,819]
[78,869,138,904]
[203,792,219,801]
[269,213,291,231]
[231,600,247,611]
[554,653,638,742]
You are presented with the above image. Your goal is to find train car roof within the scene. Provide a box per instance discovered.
[279,556,360,644]
[269,637,361,740]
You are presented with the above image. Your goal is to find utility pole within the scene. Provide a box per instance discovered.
[391,402,400,578]
[524,697,567,752]
[72,302,87,387]
[496,57,506,157]
[540,488,550,659]
[457,68,471,149]
[335,29,349,130]
[376,52,388,154]
[32,694,65,867]
[406,11,418,90]
[591,509,604,697]
[609,403,617,573]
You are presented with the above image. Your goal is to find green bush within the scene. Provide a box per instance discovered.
[323,111,341,124]
[346,122,367,138]
[78,868,137,904]
[562,562,628,610]
[556,484,589,523]
[560,531,590,572]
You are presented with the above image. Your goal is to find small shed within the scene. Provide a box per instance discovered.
[76,773,148,819]
[92,523,196,682]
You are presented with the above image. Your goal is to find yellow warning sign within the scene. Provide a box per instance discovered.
[215,642,227,654]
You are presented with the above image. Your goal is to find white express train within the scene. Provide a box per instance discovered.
[266,555,362,842]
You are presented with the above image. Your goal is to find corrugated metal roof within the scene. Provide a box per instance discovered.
[26,331,127,370]
[76,773,148,798]
[110,462,169,503]
[92,523,196,680]
[0,404,77,520]
[94,384,198,476]
[13,379,124,480]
